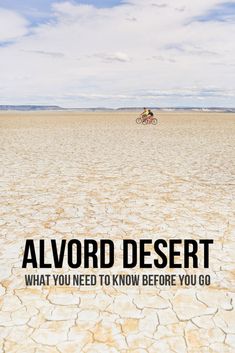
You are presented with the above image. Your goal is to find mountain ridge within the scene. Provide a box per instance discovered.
[0,105,235,112]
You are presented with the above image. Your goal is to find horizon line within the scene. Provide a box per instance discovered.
[1,105,235,110]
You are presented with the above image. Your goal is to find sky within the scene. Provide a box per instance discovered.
[0,0,235,108]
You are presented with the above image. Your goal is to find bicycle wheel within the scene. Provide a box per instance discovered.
[151,118,158,125]
[136,117,142,124]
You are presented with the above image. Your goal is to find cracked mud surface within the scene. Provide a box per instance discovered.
[0,111,235,353]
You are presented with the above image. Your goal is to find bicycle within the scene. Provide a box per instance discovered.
[136,115,158,125]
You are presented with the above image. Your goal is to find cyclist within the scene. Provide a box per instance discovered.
[140,108,154,123]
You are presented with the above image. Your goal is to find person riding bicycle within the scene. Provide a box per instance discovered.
[141,108,154,122]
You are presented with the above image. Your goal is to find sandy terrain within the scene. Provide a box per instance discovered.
[0,111,235,353]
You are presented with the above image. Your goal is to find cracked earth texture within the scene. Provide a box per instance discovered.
[0,112,235,353]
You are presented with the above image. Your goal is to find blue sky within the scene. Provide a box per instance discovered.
[0,0,234,107]
[0,0,123,9]
[196,2,235,22]
[1,0,235,23]
[0,0,123,27]
[0,1,123,13]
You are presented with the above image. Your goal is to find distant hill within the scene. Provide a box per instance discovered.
[0,105,65,111]
[116,107,235,112]
[0,105,234,112]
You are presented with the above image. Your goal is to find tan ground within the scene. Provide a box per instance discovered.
[0,111,235,353]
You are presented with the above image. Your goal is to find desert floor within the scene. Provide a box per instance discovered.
[0,111,235,353]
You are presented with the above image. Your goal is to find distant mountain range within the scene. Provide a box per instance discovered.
[117,107,235,112]
[0,105,65,111]
[0,105,235,112]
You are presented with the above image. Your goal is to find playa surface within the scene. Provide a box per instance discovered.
[0,111,235,353]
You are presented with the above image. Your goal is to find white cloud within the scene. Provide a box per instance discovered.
[0,0,234,107]
[0,8,28,41]
[94,52,131,62]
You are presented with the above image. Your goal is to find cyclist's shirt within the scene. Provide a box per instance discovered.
[143,110,149,117]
